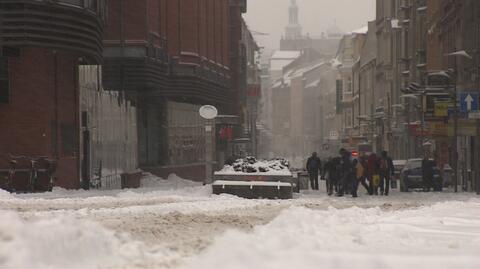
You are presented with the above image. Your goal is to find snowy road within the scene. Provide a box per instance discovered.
[1,174,479,269]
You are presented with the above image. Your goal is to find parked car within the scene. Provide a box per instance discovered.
[400,159,442,192]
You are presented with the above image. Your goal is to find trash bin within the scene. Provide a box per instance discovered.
[443,164,453,188]
[297,171,310,191]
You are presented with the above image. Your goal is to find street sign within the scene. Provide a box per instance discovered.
[459,93,479,113]
[469,112,480,119]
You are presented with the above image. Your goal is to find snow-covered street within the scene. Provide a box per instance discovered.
[1,174,479,269]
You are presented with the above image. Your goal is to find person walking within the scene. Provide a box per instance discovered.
[306,152,322,190]
[352,159,360,197]
[337,149,353,197]
[356,155,372,195]
[379,151,394,196]
[367,153,380,195]
[323,157,337,195]
[422,154,436,192]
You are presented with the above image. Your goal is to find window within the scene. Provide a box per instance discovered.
[345,77,353,93]
[0,57,9,104]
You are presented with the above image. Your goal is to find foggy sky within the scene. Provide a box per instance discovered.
[244,0,376,50]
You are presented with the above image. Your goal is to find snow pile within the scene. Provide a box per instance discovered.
[0,211,179,269]
[216,157,291,176]
[0,189,13,199]
[184,200,480,269]
[141,173,202,189]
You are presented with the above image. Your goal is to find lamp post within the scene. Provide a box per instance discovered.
[199,105,218,185]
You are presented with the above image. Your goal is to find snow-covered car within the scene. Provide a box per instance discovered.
[400,159,442,192]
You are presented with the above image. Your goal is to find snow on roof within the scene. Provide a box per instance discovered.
[351,26,368,35]
[270,59,296,71]
[271,61,325,89]
[271,50,301,59]
[305,79,320,88]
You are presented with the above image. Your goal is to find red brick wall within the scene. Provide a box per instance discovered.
[105,0,231,69]
[167,0,181,56]
[180,0,198,55]
[147,0,160,40]
[0,47,80,190]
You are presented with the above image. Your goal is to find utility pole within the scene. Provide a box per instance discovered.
[453,78,459,193]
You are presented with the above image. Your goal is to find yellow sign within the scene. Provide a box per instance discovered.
[434,101,450,117]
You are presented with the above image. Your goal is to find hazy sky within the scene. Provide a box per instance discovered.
[244,0,376,50]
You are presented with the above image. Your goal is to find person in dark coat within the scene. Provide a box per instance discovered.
[323,157,339,195]
[306,152,322,190]
[422,155,436,192]
[379,151,395,196]
[337,148,353,197]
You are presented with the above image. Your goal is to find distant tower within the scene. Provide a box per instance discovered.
[285,0,302,40]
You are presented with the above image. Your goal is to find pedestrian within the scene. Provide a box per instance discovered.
[337,148,353,197]
[352,159,360,197]
[357,155,372,195]
[379,151,394,196]
[306,152,322,190]
[367,153,380,195]
[323,157,340,196]
[422,154,436,192]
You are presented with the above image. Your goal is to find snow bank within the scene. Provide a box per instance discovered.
[0,189,13,199]
[184,200,480,269]
[0,211,179,269]
[141,173,202,189]
[3,173,209,201]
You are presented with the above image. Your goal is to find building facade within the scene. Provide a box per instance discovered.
[0,0,108,189]
[102,0,249,180]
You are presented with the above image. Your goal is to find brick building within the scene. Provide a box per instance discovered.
[0,0,106,189]
[102,0,248,180]
[427,0,480,191]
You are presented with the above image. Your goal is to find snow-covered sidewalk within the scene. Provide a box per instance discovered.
[185,200,480,269]
[1,173,479,269]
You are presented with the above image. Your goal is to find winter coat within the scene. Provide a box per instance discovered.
[339,153,353,177]
[306,156,322,173]
[379,156,395,176]
[367,154,379,177]
[422,159,436,179]
[356,161,365,179]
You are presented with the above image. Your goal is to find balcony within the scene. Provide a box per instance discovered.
[0,0,105,62]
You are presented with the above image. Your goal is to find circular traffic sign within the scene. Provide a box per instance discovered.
[199,105,218,120]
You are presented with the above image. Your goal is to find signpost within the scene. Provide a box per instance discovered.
[199,105,218,185]
[469,112,480,119]
[460,92,479,113]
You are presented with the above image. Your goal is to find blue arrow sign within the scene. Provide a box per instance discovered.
[460,93,479,113]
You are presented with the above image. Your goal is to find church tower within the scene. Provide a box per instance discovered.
[285,0,302,40]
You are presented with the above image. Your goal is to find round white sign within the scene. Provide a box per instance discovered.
[199,105,218,120]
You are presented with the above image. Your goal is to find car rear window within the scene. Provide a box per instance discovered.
[406,160,422,169]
